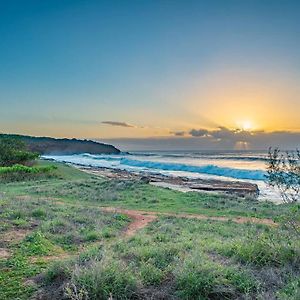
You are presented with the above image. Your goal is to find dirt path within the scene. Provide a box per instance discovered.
[11,195,276,238]
[101,207,276,236]
[102,207,158,237]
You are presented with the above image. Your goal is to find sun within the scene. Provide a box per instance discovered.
[242,121,252,131]
[236,120,254,131]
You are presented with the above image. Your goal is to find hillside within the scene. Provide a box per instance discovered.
[0,134,120,155]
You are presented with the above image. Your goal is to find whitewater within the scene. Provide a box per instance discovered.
[43,151,282,203]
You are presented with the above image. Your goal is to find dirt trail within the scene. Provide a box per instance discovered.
[101,207,276,236]
[102,207,158,237]
[12,195,276,238]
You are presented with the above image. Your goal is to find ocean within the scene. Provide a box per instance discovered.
[43,150,281,203]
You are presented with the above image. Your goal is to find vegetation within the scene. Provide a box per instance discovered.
[0,161,299,299]
[267,148,300,203]
[0,164,57,182]
[267,148,300,235]
[0,137,38,167]
[0,136,58,182]
[0,186,130,299]
[0,133,120,155]
[20,174,289,219]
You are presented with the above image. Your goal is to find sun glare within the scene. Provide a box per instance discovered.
[242,121,252,131]
[236,120,253,131]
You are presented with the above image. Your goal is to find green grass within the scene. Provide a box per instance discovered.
[0,160,290,219]
[41,217,300,299]
[0,184,130,299]
[0,160,299,299]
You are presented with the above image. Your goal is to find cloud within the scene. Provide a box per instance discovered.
[102,130,300,151]
[101,121,135,128]
[210,127,235,139]
[170,131,186,136]
[189,126,254,141]
[189,129,209,137]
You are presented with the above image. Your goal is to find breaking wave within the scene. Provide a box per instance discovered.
[118,158,266,180]
[44,154,267,181]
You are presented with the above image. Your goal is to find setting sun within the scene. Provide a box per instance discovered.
[235,120,254,131]
[241,121,253,131]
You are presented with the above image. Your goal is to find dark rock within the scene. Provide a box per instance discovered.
[140,176,151,184]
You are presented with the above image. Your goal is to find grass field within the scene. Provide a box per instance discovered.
[0,161,299,299]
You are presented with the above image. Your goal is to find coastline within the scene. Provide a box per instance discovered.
[71,164,260,199]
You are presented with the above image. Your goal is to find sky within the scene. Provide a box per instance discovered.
[0,0,299,150]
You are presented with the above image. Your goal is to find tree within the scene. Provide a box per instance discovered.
[0,137,39,167]
[267,148,300,235]
[267,148,300,203]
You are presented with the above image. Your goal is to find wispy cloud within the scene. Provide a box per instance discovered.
[101,121,135,128]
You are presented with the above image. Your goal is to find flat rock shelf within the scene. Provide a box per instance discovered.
[76,165,260,198]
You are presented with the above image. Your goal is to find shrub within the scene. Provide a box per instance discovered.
[267,148,300,204]
[267,148,300,236]
[0,164,57,182]
[0,137,38,166]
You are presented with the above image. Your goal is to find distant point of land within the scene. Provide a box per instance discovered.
[0,134,120,155]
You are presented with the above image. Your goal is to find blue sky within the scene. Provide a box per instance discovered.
[0,0,299,150]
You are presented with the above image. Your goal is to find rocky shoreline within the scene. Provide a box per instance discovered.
[75,165,260,198]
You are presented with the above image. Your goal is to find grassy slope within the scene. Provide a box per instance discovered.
[0,161,299,299]
[0,162,130,299]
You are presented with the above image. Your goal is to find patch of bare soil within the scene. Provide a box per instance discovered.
[1,229,30,244]
[0,247,10,259]
[101,207,157,237]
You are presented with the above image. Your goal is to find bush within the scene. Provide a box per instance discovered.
[0,164,57,182]
[0,137,39,166]
[267,148,300,204]
[267,148,300,236]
